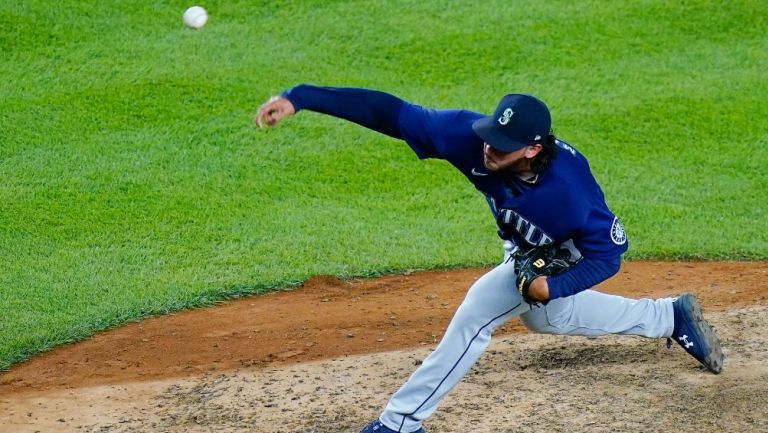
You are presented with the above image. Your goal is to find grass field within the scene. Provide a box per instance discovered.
[1,0,766,371]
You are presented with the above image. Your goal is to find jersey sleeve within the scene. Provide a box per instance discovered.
[547,201,629,299]
[282,84,405,139]
[397,102,484,160]
[574,211,629,260]
[546,256,621,299]
[552,150,629,262]
[281,85,484,162]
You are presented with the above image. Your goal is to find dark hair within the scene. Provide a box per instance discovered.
[530,133,557,174]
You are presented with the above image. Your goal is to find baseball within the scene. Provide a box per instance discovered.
[183,6,208,29]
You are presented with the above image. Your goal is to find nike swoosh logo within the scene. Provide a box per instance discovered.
[471,168,489,176]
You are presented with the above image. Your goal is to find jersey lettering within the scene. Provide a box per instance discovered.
[499,209,554,246]
[556,140,577,156]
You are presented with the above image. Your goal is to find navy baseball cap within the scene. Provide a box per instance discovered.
[472,94,551,152]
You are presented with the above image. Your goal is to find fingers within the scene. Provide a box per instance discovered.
[254,96,293,129]
[254,97,274,128]
[254,99,274,128]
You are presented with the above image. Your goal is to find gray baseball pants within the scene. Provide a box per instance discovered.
[379,258,675,433]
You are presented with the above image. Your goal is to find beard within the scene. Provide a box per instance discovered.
[484,153,530,174]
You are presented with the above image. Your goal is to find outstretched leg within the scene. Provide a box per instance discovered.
[378,260,530,433]
[519,289,675,337]
[519,289,723,373]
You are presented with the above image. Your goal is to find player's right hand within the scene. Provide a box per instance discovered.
[254,96,296,128]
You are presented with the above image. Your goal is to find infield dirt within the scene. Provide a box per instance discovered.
[1,261,767,432]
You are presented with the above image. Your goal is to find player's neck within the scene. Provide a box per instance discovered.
[517,172,539,183]
[507,160,538,182]
[501,167,538,184]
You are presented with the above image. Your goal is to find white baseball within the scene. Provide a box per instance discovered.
[183,6,208,29]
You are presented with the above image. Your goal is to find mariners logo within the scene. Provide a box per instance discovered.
[498,108,514,125]
[611,217,627,245]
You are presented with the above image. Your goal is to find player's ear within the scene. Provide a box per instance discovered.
[524,143,543,158]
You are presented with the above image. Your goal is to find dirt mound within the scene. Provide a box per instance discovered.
[1,261,767,432]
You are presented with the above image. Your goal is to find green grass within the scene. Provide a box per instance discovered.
[1,0,766,370]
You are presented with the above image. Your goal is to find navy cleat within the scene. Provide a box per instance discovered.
[670,293,724,374]
[360,419,425,433]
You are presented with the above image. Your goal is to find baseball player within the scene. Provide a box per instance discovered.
[254,85,724,433]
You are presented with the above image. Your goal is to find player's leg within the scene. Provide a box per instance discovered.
[519,289,724,373]
[519,289,674,337]
[377,259,530,433]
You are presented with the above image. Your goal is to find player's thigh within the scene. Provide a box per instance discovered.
[519,289,619,333]
[521,289,659,336]
[519,296,575,334]
[451,260,522,327]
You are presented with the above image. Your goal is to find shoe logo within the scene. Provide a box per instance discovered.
[471,168,488,176]
[679,335,694,349]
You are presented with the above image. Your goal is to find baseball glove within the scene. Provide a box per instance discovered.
[514,245,573,302]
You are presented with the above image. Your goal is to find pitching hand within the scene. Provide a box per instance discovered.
[254,96,296,128]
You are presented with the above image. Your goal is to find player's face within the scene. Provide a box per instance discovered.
[483,143,533,173]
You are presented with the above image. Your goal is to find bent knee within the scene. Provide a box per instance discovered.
[520,311,559,334]
[519,298,575,334]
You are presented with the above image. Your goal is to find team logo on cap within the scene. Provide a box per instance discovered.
[611,217,627,245]
[498,108,514,125]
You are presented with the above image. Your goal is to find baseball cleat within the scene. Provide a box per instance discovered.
[359,419,425,433]
[670,293,724,374]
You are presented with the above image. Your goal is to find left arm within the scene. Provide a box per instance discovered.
[528,256,621,301]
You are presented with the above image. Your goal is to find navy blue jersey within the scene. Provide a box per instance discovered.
[282,84,628,299]
[397,102,628,260]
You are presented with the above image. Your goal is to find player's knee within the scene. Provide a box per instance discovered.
[520,312,558,334]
